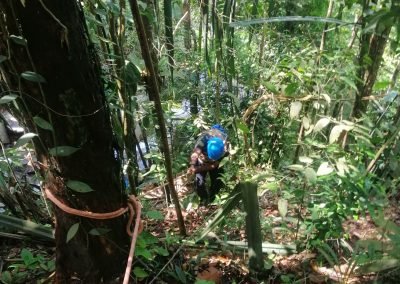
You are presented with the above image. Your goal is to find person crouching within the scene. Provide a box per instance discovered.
[188,124,228,205]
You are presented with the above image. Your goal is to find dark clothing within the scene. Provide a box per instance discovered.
[190,129,227,203]
[193,156,224,203]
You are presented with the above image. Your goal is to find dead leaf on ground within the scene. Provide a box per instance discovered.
[197,266,222,284]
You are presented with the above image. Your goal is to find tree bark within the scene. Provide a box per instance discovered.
[316,0,335,65]
[352,0,393,118]
[164,0,174,82]
[183,0,192,50]
[183,0,199,115]
[353,27,392,118]
[240,182,263,272]
[128,0,186,236]
[0,0,129,282]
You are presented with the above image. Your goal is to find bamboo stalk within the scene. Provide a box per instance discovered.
[128,0,186,236]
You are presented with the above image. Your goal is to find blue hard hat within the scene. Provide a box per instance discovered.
[211,124,226,134]
[207,137,225,160]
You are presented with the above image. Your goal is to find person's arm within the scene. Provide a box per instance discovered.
[194,161,219,173]
[188,148,219,174]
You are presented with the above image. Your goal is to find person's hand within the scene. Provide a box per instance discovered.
[187,166,196,175]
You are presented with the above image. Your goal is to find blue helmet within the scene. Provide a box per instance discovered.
[207,137,225,160]
[211,124,226,134]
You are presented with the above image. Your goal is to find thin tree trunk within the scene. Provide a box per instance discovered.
[164,0,174,82]
[316,0,334,65]
[183,0,198,115]
[348,14,360,48]
[0,0,129,282]
[128,0,186,236]
[248,0,259,45]
[88,1,111,60]
[240,182,263,272]
[390,60,400,89]
[183,0,192,50]
[203,0,211,71]
[212,0,221,120]
[353,28,392,117]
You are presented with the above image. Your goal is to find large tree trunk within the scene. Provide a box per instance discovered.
[0,0,129,282]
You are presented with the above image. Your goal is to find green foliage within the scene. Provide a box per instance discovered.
[66,223,79,243]
[0,214,54,241]
[0,248,55,284]
[48,146,80,157]
[66,180,94,193]
[1,0,400,282]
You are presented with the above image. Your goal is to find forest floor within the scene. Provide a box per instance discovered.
[140,174,400,283]
[1,173,400,283]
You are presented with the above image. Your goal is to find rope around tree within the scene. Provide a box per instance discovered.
[44,188,142,283]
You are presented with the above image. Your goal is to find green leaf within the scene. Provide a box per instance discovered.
[340,76,357,91]
[21,248,34,266]
[66,180,94,193]
[0,94,18,104]
[218,156,229,168]
[1,271,12,283]
[278,199,288,217]
[286,164,304,171]
[141,164,156,178]
[49,146,79,157]
[10,35,27,46]
[66,223,79,243]
[15,133,37,148]
[145,210,164,220]
[133,266,149,278]
[135,247,153,259]
[313,118,330,132]
[88,228,111,235]
[317,245,339,268]
[0,55,7,63]
[226,92,240,109]
[174,265,187,283]
[153,246,169,256]
[289,101,302,119]
[125,61,141,85]
[373,81,390,91]
[33,116,54,131]
[285,82,298,96]
[141,231,158,244]
[265,82,278,94]
[235,119,250,133]
[21,71,46,83]
[304,167,317,184]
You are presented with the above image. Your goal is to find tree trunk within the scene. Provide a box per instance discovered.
[240,182,263,272]
[353,1,393,118]
[316,0,335,65]
[164,0,174,82]
[128,0,186,236]
[0,1,129,282]
[183,0,199,115]
[183,0,192,50]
